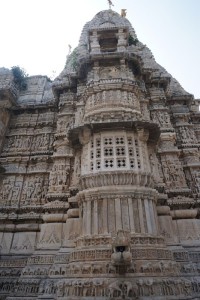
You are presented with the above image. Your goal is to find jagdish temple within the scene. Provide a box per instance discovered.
[0,8,200,300]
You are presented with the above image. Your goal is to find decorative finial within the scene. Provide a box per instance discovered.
[121,9,127,17]
[108,0,114,9]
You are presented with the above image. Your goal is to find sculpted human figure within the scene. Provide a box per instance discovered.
[123,280,138,297]
[49,175,56,187]
[72,280,82,297]
[145,278,154,295]
[56,280,64,297]
[27,181,34,200]
[182,278,192,296]
[162,163,170,182]
[83,279,92,297]
[149,153,160,182]
[11,182,21,203]
[64,279,72,296]
[1,179,12,202]
[73,154,81,184]
[33,177,42,200]
[92,279,104,297]
[157,111,165,126]
[162,279,175,296]
[14,136,21,149]
[108,281,123,298]
[33,136,40,149]
[137,279,145,296]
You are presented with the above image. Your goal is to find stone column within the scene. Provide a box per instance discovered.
[115,198,122,231]
[144,198,153,234]
[128,197,135,233]
[86,199,92,235]
[90,30,100,53]
[117,28,127,51]
[138,198,145,233]
[93,199,98,234]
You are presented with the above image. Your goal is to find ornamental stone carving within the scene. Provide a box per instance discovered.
[0,8,200,300]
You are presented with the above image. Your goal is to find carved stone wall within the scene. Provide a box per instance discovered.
[0,9,200,300]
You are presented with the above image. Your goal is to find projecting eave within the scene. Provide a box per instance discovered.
[69,120,160,147]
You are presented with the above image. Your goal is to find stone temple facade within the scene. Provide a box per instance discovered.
[0,9,200,300]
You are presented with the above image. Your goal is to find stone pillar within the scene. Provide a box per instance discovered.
[86,199,91,235]
[47,92,75,200]
[117,28,127,51]
[115,197,122,231]
[144,198,153,234]
[90,30,100,53]
[138,198,145,233]
[128,197,135,233]
[93,199,98,234]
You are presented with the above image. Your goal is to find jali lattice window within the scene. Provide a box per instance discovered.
[88,131,143,173]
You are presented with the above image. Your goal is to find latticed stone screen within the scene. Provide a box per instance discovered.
[88,131,142,173]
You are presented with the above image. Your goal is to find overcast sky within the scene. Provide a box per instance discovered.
[0,0,200,98]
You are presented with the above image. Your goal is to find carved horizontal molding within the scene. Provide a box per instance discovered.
[133,248,172,260]
[178,144,200,149]
[165,188,191,195]
[170,209,197,220]
[167,196,195,208]
[78,187,158,202]
[42,213,68,223]
[86,79,138,92]
[76,235,164,248]
[0,212,41,221]
[84,109,142,124]
[4,276,198,299]
[10,121,55,129]
[85,106,141,116]
[173,251,189,262]
[54,254,70,264]
[160,128,175,133]
[28,255,54,265]
[20,260,181,279]
[70,247,172,263]
[189,252,200,262]
[70,249,112,262]
[1,150,54,157]
[158,149,180,154]
[79,170,153,190]
[0,259,27,268]
[47,192,70,199]
[183,163,200,168]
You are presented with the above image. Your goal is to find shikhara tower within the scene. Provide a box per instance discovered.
[0,9,200,300]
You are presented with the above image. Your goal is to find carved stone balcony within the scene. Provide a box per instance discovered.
[79,170,153,190]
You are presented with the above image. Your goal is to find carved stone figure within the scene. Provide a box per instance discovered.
[107,281,123,298]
